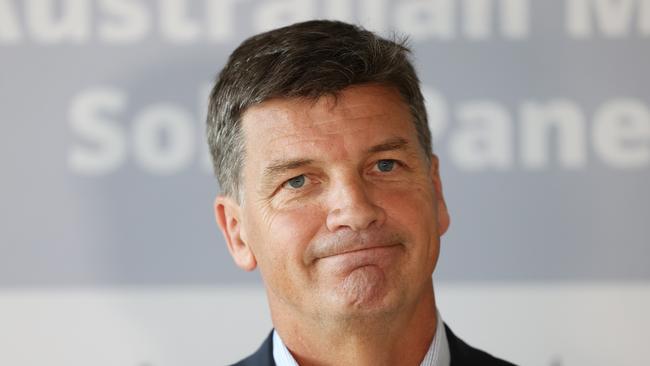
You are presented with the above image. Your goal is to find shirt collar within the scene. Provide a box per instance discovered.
[272,310,450,366]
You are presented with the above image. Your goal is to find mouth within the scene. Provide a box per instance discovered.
[319,243,402,259]
[306,230,406,267]
[315,244,403,273]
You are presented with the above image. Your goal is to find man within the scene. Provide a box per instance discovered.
[207,20,514,366]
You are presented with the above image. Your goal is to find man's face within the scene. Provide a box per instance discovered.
[217,84,449,321]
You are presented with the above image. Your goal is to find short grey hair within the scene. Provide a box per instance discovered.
[206,20,431,200]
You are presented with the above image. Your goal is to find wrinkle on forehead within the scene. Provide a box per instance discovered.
[243,85,407,134]
[248,110,406,155]
[240,84,416,177]
[267,119,379,150]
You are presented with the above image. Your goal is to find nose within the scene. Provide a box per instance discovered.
[325,176,386,232]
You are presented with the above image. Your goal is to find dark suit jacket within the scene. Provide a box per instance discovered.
[231,324,516,365]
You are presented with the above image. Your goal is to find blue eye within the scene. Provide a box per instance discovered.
[286,175,306,189]
[377,159,395,172]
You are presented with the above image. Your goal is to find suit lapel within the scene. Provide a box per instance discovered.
[232,331,275,366]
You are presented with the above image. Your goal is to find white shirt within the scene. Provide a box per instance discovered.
[272,310,450,366]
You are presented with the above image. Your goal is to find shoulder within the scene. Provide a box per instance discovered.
[229,326,516,366]
[229,331,275,366]
[444,324,518,366]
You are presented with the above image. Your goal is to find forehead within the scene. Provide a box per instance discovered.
[240,85,417,169]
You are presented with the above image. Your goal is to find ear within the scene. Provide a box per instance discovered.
[214,195,257,271]
[431,154,450,236]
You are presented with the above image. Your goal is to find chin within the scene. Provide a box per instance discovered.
[329,266,405,317]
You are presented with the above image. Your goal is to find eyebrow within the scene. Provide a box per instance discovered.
[367,137,409,154]
[262,158,314,183]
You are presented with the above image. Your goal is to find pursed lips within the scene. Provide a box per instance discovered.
[305,230,406,266]
[312,242,404,275]
[317,243,402,260]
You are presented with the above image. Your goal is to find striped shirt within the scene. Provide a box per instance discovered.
[272,310,450,366]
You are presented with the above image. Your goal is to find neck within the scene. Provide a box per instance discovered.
[270,281,438,366]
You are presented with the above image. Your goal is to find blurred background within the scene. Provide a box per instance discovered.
[1,0,649,365]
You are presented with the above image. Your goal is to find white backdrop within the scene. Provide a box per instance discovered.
[2,284,650,365]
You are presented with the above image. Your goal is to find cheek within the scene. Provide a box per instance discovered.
[256,202,325,269]
[379,185,439,262]
[381,181,437,225]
